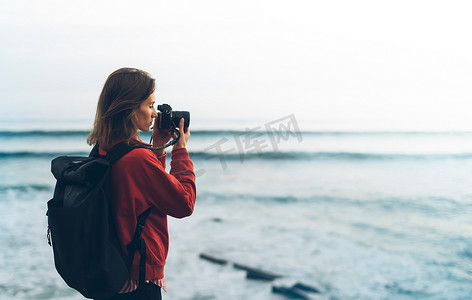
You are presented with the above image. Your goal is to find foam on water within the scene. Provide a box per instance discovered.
[1,129,472,299]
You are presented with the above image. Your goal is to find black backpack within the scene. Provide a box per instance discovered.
[47,142,151,299]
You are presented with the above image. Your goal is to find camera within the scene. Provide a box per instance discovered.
[157,104,190,130]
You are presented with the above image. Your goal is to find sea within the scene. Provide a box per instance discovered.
[0,116,471,300]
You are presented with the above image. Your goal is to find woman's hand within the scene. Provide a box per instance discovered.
[173,118,190,150]
[157,277,167,292]
[151,115,173,155]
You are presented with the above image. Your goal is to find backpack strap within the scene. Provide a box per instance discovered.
[89,143,100,158]
[106,142,140,164]
[89,142,142,164]
[127,207,152,286]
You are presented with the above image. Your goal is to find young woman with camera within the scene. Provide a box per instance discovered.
[87,67,196,300]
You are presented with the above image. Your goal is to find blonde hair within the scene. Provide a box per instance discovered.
[87,68,155,151]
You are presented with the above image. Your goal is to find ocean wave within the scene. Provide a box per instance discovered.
[3,150,472,161]
[0,129,288,139]
[0,130,88,138]
[3,129,472,139]
[0,129,267,138]
[196,191,300,203]
[189,151,472,161]
[0,151,88,159]
[0,184,53,193]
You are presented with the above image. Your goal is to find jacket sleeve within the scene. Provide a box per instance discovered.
[126,148,196,218]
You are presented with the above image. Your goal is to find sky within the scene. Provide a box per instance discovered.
[1,0,472,131]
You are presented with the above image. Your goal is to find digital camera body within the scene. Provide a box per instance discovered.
[157,104,190,130]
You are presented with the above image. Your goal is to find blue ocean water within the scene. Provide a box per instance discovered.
[0,124,472,299]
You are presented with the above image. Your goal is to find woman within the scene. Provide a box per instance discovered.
[87,67,196,300]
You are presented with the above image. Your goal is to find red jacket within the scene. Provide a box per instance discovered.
[99,145,196,280]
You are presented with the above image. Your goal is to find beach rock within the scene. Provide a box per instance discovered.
[292,282,321,293]
[272,285,310,299]
[199,253,228,265]
[233,263,283,281]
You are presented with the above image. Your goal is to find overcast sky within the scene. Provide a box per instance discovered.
[1,0,471,131]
